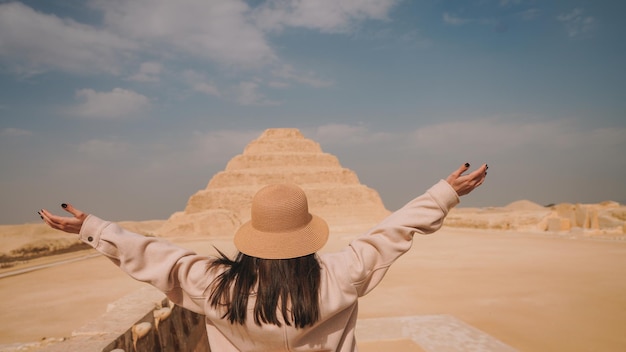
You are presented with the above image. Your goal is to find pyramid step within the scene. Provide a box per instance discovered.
[225,153,340,170]
[244,139,322,154]
[207,168,360,188]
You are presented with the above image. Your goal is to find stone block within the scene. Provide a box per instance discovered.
[40,286,209,352]
[547,217,571,232]
[590,209,600,230]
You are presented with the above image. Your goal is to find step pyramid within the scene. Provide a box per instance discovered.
[157,128,390,237]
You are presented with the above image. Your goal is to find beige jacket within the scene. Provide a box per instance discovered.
[79,180,459,351]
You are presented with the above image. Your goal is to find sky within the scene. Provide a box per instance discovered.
[1,0,625,225]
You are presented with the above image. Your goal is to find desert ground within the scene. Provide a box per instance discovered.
[1,218,626,351]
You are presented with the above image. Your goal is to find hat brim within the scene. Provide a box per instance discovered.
[234,214,329,259]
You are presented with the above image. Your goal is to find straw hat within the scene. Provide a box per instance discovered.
[234,183,329,259]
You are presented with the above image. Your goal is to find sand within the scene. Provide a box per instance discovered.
[1,225,626,351]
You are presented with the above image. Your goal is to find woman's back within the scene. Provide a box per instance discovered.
[203,255,360,351]
[202,180,461,351]
[40,163,487,351]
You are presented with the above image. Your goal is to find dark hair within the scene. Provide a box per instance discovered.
[208,249,321,329]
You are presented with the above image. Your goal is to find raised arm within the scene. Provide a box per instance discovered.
[330,162,487,296]
[40,204,213,314]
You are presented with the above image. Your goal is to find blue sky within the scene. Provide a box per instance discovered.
[1,0,625,224]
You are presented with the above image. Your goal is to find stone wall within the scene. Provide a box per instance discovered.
[39,287,208,352]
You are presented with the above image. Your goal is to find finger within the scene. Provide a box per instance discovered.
[40,208,53,223]
[466,163,487,181]
[472,165,488,187]
[475,174,486,188]
[61,203,85,219]
[451,162,471,178]
[40,209,63,230]
[41,209,63,226]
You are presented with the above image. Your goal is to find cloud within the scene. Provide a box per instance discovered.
[0,127,33,137]
[409,118,626,158]
[128,62,163,82]
[442,12,469,26]
[0,2,135,76]
[442,12,496,27]
[65,88,151,120]
[193,82,222,97]
[397,29,432,48]
[350,27,431,50]
[192,129,263,163]
[412,118,547,154]
[518,8,541,21]
[557,8,595,39]
[77,138,130,158]
[268,81,291,88]
[233,81,280,106]
[298,120,622,162]
[0,0,394,112]
[310,124,393,146]
[184,74,282,105]
[271,64,333,88]
[92,0,276,68]
[183,70,222,97]
[297,119,626,161]
[0,1,276,75]
[253,0,397,33]
[499,0,524,7]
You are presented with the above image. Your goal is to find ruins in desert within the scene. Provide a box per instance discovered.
[157,128,391,237]
[157,127,625,238]
[1,128,626,352]
[445,198,626,235]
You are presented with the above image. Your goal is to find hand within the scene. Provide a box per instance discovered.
[39,203,88,234]
[446,163,488,197]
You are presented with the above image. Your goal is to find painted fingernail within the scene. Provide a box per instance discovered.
[37,211,43,219]
[464,163,470,168]
[61,203,68,208]
[486,164,489,170]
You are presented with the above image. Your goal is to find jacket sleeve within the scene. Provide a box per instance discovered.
[337,179,459,297]
[79,216,213,314]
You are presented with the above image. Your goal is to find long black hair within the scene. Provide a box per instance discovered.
[208,249,321,329]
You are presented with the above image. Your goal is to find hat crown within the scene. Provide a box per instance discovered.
[234,183,329,259]
[251,184,312,233]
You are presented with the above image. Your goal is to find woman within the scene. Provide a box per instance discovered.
[40,162,487,351]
